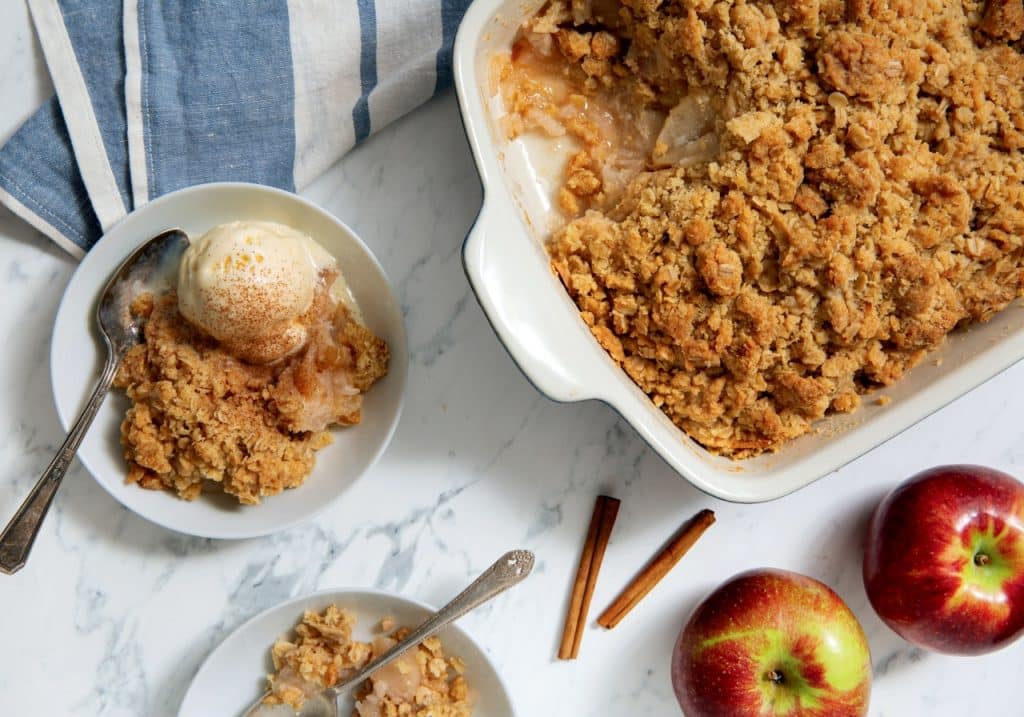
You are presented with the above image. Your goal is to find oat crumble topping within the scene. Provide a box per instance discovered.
[500,0,1024,456]
[113,287,388,504]
[262,605,474,716]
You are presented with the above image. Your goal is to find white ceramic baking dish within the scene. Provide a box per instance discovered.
[452,0,1024,502]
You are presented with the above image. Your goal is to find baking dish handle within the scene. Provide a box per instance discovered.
[462,199,597,403]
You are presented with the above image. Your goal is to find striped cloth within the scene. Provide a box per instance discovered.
[0,0,471,257]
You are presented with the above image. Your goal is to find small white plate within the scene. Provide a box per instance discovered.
[50,182,408,538]
[178,588,515,717]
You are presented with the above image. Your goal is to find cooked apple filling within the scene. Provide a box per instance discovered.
[498,0,1024,456]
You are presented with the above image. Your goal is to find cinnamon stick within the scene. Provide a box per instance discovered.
[558,495,620,659]
[597,508,715,630]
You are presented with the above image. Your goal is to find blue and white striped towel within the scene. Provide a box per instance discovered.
[0,0,471,258]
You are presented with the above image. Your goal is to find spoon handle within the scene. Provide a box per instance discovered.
[331,550,535,697]
[0,355,119,575]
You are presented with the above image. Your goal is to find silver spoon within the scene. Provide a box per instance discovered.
[0,228,190,575]
[244,549,535,717]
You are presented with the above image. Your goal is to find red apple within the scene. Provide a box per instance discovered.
[864,464,1024,655]
[671,569,871,717]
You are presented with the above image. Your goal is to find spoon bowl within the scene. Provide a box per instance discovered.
[96,228,190,355]
[257,693,340,717]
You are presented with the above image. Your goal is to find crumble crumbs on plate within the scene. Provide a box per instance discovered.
[262,605,475,716]
[499,0,1024,456]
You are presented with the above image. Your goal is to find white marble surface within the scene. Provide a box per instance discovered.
[1,6,1022,716]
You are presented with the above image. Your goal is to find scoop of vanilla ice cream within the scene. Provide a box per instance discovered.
[177,220,337,363]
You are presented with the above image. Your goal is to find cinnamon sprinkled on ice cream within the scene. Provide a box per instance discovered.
[177,220,339,364]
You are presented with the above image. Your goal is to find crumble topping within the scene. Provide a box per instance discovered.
[500,0,1024,456]
[263,605,474,716]
[113,287,388,504]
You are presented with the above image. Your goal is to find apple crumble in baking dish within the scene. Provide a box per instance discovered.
[497,0,1024,456]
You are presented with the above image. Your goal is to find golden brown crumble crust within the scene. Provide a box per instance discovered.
[503,0,1024,456]
[113,291,388,503]
[263,605,473,716]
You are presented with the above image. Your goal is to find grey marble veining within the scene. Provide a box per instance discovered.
[2,7,1023,717]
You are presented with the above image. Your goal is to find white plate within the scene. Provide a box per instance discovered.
[178,588,515,717]
[51,182,408,538]
[453,0,1024,502]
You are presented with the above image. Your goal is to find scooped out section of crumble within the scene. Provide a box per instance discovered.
[262,605,475,717]
[499,0,1024,457]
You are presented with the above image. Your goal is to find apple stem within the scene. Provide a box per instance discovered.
[767,670,784,685]
[974,552,990,566]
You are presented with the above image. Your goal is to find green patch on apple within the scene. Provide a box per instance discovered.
[753,633,825,714]
[956,522,1019,599]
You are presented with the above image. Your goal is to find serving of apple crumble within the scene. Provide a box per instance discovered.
[112,220,389,505]
[262,605,474,717]
[499,0,1024,456]
[113,286,388,505]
